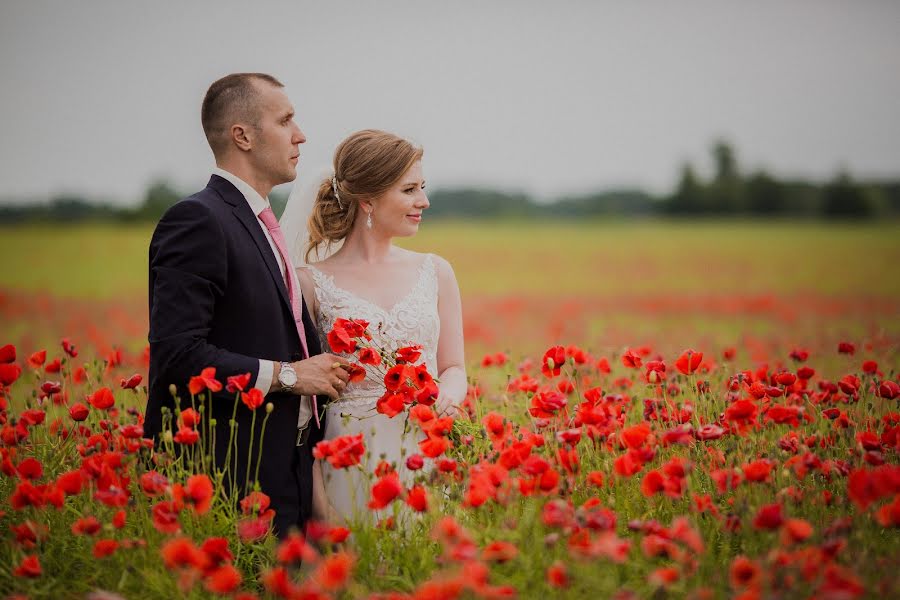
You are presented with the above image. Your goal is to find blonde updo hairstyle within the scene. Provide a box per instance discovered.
[306,129,424,262]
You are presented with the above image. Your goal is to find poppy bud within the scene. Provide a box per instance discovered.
[162,430,173,443]
[168,384,177,397]
[266,402,274,414]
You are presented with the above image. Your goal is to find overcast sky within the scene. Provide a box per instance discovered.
[2,1,899,205]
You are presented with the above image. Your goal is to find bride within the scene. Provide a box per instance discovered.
[282,129,467,522]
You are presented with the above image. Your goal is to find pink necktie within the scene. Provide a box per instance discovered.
[258,207,318,428]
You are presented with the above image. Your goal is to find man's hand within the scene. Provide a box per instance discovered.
[292,354,351,399]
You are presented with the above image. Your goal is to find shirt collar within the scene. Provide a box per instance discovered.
[213,167,270,216]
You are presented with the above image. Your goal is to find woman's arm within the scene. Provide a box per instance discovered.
[434,255,467,415]
[295,267,319,323]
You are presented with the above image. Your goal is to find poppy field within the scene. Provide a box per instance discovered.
[1,220,898,599]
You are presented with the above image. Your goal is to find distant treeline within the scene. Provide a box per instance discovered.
[2,141,898,223]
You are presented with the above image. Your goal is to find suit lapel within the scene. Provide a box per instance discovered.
[207,176,293,314]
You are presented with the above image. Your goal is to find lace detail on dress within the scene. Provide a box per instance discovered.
[307,254,440,410]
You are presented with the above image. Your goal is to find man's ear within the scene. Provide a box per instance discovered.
[231,124,252,152]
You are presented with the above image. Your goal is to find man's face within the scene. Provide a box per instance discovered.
[250,83,306,188]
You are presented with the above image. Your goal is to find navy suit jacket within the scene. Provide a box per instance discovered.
[146,174,324,535]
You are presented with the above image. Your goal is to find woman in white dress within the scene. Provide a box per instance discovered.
[290,130,467,523]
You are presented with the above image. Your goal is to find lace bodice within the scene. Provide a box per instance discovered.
[306,254,440,409]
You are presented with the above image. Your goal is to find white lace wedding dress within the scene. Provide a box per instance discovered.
[305,253,440,521]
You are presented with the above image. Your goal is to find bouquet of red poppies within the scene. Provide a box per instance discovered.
[326,318,439,418]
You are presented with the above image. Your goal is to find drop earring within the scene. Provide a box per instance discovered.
[366,210,373,229]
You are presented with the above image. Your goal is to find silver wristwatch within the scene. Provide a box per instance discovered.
[277,362,298,392]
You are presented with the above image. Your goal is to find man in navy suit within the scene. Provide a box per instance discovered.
[145,73,349,535]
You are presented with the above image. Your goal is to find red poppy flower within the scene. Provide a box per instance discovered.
[546,560,569,588]
[61,338,78,358]
[16,457,43,480]
[204,564,242,594]
[641,470,665,496]
[695,424,725,441]
[68,401,89,423]
[710,468,742,494]
[742,459,774,483]
[781,518,813,545]
[419,434,451,458]
[313,552,354,591]
[357,347,380,366]
[725,399,758,424]
[376,392,407,418]
[875,494,900,527]
[482,352,509,367]
[837,341,855,355]
[237,515,273,542]
[88,387,115,410]
[0,344,16,363]
[160,536,209,571]
[313,433,365,469]
[93,539,119,558]
[879,381,900,400]
[613,451,644,477]
[384,364,416,392]
[275,531,318,565]
[44,358,61,373]
[345,363,366,383]
[752,502,784,530]
[729,555,761,589]
[241,388,264,410]
[482,540,518,563]
[152,500,182,534]
[437,457,457,473]
[529,391,567,419]
[541,346,566,378]
[112,510,126,529]
[120,373,142,390]
[406,454,424,470]
[174,427,199,445]
[675,349,703,375]
[621,423,651,449]
[396,345,423,364]
[406,485,429,512]
[226,372,252,393]
[240,491,272,516]
[27,350,46,368]
[20,408,46,427]
[189,367,223,396]
[621,348,643,369]
[184,474,214,515]
[327,326,357,354]
[72,516,102,536]
[797,366,815,380]
[179,408,200,429]
[334,318,368,338]
[415,380,440,406]
[13,554,41,578]
[0,363,22,386]
[368,472,403,509]
[56,470,85,496]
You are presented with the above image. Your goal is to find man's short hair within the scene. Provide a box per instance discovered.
[201,73,283,156]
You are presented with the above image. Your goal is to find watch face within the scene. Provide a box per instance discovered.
[280,369,297,387]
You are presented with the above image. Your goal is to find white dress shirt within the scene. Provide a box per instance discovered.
[212,167,282,395]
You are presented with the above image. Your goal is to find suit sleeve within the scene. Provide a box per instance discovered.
[149,199,260,393]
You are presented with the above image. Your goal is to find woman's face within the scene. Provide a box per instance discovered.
[370,160,429,237]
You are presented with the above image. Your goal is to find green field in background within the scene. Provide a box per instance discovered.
[2,220,899,300]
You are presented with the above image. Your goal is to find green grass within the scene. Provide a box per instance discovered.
[2,220,898,299]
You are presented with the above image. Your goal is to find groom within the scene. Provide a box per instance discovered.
[145,73,349,535]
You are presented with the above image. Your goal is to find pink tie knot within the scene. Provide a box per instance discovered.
[258,206,279,231]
